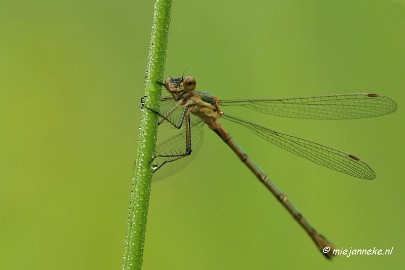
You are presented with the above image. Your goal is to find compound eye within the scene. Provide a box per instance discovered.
[162,77,176,90]
[183,76,196,92]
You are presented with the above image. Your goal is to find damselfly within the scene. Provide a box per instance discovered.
[142,76,397,259]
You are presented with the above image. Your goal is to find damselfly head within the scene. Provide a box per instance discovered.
[164,76,196,93]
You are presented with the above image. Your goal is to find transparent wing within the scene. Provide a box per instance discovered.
[153,116,204,179]
[223,114,375,179]
[221,93,397,119]
[158,95,187,127]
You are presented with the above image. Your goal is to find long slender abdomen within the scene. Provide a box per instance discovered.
[209,120,335,259]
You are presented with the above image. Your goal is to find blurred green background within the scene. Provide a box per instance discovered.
[1,0,404,269]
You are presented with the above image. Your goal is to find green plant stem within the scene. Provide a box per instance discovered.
[122,0,172,269]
